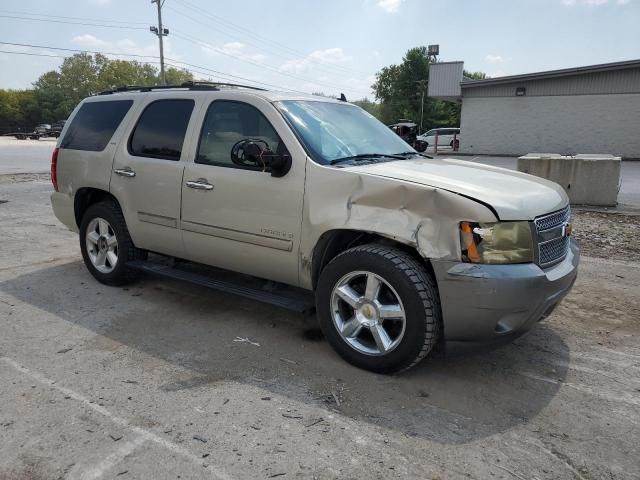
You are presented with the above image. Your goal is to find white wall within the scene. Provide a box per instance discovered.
[460,94,640,158]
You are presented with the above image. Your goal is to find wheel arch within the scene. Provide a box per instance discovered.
[310,229,435,290]
[74,187,119,228]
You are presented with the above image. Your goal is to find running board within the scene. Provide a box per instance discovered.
[127,260,316,316]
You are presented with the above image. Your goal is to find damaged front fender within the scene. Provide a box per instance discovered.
[299,160,498,289]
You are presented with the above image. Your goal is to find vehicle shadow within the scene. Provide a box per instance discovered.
[0,261,570,445]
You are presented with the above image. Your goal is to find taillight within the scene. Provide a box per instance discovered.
[51,147,59,192]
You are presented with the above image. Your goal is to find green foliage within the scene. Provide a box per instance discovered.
[164,66,194,86]
[0,53,194,129]
[0,89,39,131]
[352,98,381,118]
[463,70,487,80]
[371,46,482,132]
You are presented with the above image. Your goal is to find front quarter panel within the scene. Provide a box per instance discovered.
[299,161,497,289]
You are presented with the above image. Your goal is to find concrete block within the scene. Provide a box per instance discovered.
[517,153,621,206]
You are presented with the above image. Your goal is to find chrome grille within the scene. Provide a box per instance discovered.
[534,206,571,267]
[534,206,571,232]
[539,236,570,266]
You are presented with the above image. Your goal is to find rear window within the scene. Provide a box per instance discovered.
[129,99,194,161]
[61,100,133,151]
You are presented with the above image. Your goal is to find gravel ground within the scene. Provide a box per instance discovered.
[573,211,640,262]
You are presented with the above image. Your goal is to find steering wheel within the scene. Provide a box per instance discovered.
[230,139,272,169]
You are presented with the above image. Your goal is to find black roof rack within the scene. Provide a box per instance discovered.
[97,81,267,95]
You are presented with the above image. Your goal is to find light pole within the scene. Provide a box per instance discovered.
[150,0,169,85]
[416,80,427,134]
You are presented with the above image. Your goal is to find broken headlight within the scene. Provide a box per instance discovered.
[460,221,534,264]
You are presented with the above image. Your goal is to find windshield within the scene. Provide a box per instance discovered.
[276,100,415,165]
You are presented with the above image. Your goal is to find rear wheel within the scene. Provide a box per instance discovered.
[316,244,440,373]
[79,200,146,286]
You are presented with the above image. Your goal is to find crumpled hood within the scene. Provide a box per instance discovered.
[344,157,568,220]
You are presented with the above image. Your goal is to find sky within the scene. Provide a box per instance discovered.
[0,0,639,99]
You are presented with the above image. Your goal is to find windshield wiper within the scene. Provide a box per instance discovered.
[395,151,433,159]
[329,153,407,165]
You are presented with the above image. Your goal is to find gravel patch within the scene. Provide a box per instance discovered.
[572,211,640,262]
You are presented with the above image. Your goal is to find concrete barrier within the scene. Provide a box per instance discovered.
[517,153,621,206]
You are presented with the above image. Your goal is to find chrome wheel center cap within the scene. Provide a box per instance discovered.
[356,302,379,326]
[98,236,108,252]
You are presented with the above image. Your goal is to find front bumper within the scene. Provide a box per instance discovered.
[431,239,579,354]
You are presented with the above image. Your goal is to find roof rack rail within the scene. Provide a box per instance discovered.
[97,81,266,96]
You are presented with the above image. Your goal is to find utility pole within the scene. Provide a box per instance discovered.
[150,0,169,85]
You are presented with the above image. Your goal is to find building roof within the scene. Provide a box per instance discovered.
[461,59,640,88]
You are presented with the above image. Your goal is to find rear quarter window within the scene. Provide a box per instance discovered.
[128,99,195,161]
[61,100,133,151]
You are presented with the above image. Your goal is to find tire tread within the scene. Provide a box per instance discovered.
[324,243,441,373]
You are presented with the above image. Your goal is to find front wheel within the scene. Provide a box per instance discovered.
[79,200,146,286]
[316,244,441,374]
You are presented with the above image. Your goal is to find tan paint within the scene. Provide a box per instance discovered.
[297,160,499,289]
[52,90,570,292]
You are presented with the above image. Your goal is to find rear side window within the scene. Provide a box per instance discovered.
[129,99,194,161]
[61,100,133,151]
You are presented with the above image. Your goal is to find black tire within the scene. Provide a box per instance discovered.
[316,244,441,374]
[79,200,146,286]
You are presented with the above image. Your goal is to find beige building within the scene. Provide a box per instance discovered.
[428,60,640,159]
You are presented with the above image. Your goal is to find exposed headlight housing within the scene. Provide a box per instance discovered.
[460,221,534,264]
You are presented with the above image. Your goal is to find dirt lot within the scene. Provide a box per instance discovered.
[0,175,639,479]
[572,211,640,262]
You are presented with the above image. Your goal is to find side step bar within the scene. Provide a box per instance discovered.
[127,260,316,316]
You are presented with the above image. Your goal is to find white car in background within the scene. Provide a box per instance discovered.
[418,128,460,149]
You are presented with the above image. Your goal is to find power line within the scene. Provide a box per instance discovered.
[0,7,372,96]
[164,58,308,93]
[170,30,362,95]
[167,6,368,84]
[0,14,147,30]
[171,0,370,78]
[0,9,149,25]
[0,41,161,60]
[0,41,303,93]
[0,49,65,59]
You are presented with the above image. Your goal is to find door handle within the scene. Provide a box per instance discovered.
[114,167,136,178]
[186,178,214,190]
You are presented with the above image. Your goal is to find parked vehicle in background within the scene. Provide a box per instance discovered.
[418,127,461,149]
[34,124,51,135]
[3,129,44,140]
[50,83,578,374]
[49,120,66,138]
[389,121,427,152]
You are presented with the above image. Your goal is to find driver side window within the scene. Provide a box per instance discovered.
[196,100,282,169]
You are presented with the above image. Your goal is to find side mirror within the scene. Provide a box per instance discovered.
[231,139,292,177]
[262,150,292,178]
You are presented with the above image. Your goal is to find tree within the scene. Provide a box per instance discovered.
[163,66,194,85]
[353,98,381,118]
[463,70,487,80]
[97,60,158,91]
[0,89,38,131]
[372,47,432,126]
[371,47,485,131]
